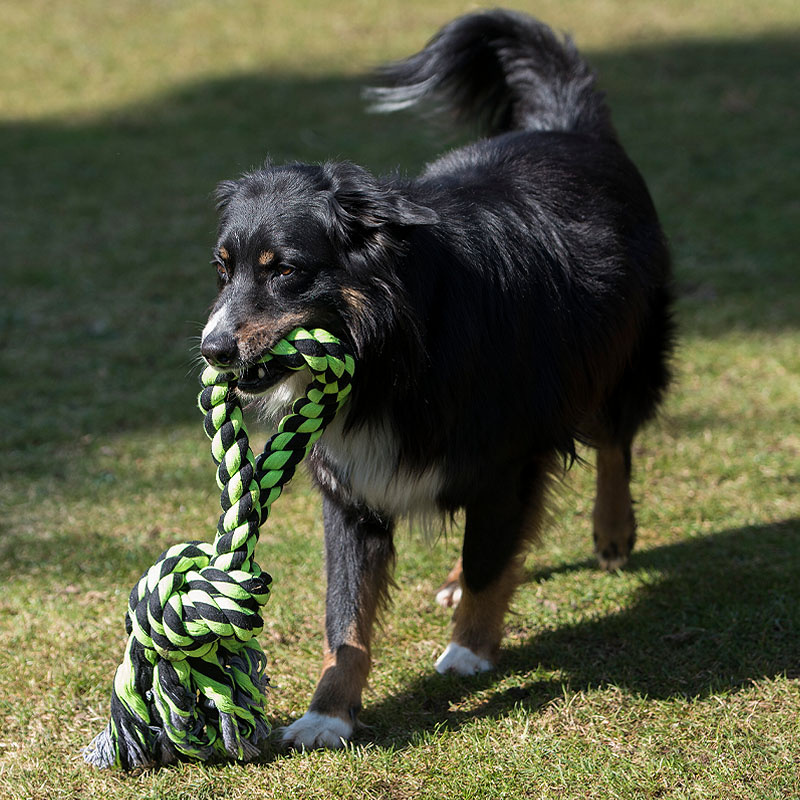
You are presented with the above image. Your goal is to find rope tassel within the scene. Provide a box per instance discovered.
[85,328,355,769]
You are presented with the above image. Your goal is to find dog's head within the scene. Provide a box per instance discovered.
[200,161,437,395]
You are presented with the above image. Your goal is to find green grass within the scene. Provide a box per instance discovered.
[1,0,799,797]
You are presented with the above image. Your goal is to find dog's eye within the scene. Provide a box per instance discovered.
[212,257,229,281]
[278,266,295,277]
[216,261,228,278]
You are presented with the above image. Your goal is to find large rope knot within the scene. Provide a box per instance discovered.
[85,328,355,769]
[124,539,272,661]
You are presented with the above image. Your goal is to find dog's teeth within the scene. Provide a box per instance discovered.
[257,367,266,379]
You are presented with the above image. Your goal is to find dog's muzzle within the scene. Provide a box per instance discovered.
[201,330,290,395]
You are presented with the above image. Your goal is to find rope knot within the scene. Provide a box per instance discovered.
[125,541,272,661]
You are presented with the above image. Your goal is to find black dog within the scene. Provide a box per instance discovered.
[200,9,673,748]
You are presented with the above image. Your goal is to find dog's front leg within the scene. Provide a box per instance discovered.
[281,495,395,749]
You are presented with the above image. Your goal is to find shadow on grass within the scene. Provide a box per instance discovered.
[0,517,178,587]
[1,31,798,469]
[65,516,799,769]
[358,518,800,748]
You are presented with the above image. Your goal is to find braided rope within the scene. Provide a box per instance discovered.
[84,328,355,769]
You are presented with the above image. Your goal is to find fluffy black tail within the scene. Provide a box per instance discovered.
[366,9,615,139]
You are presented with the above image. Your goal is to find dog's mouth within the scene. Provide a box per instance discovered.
[235,359,291,396]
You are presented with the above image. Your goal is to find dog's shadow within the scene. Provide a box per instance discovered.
[349,518,800,749]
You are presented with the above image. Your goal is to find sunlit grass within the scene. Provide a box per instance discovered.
[1,1,798,798]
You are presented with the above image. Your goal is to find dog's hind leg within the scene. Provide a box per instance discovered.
[591,293,672,570]
[281,496,395,749]
[435,458,552,675]
[592,441,637,571]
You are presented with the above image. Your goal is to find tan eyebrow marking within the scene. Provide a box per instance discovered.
[258,250,275,266]
[219,246,230,261]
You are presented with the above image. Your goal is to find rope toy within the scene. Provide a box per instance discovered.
[84,327,355,770]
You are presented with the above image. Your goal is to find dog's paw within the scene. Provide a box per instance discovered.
[595,546,629,572]
[435,581,462,609]
[280,711,353,750]
[434,642,493,675]
[593,506,636,572]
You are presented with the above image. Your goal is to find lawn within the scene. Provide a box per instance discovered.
[1,0,798,798]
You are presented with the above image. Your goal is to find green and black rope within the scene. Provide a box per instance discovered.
[84,328,355,770]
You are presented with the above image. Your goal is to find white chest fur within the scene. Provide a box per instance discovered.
[254,371,444,518]
[317,413,444,517]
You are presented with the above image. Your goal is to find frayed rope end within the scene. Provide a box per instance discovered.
[84,640,271,770]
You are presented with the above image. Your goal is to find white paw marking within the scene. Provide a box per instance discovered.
[434,642,493,675]
[435,584,462,608]
[280,711,353,750]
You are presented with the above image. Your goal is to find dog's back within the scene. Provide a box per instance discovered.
[354,10,672,472]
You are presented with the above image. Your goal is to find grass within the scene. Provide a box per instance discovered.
[1,0,799,797]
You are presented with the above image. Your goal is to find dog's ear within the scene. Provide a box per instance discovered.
[214,179,240,213]
[323,162,438,238]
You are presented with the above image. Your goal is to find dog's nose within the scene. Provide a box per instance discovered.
[201,331,239,368]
